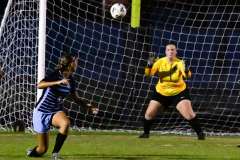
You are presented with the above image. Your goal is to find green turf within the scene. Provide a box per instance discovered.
[0,132,239,160]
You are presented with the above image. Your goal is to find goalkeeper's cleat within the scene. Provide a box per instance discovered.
[197,132,206,140]
[52,153,64,160]
[139,133,149,138]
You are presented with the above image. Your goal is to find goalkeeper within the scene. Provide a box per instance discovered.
[139,43,205,140]
[27,54,98,160]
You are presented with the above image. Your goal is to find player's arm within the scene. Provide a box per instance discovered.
[144,53,159,77]
[184,69,192,79]
[180,60,191,79]
[70,91,99,114]
[37,79,69,89]
[70,91,90,109]
[145,59,178,78]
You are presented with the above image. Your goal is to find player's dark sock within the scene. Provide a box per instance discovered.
[27,146,43,157]
[188,116,205,140]
[144,118,154,135]
[52,133,67,153]
[139,119,154,138]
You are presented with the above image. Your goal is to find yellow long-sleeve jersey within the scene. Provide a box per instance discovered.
[148,57,189,96]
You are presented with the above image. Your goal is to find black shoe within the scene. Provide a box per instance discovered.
[139,133,149,138]
[237,145,240,147]
[26,148,42,157]
[26,148,33,157]
[198,132,205,140]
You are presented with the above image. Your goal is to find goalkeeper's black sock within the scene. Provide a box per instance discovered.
[27,146,43,157]
[143,118,154,135]
[188,116,205,139]
[52,133,67,153]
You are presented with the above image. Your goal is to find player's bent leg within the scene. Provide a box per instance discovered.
[145,100,163,119]
[52,111,70,135]
[27,133,49,157]
[51,111,70,159]
[176,100,205,140]
[139,100,162,138]
[176,99,195,120]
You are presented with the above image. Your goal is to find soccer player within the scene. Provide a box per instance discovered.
[27,54,98,160]
[139,43,205,140]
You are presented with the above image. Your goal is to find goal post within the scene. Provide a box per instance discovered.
[131,0,141,28]
[0,0,13,39]
[37,0,47,101]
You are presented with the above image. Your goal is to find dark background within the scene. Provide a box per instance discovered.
[0,0,8,19]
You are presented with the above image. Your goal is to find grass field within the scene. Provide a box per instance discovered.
[0,132,239,160]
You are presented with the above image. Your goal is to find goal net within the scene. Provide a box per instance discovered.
[0,0,239,135]
[0,0,38,130]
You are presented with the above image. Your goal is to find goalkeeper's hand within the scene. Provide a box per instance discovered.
[181,60,192,79]
[185,69,192,79]
[147,53,155,68]
[145,53,158,77]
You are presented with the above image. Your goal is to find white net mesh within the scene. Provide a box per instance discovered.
[0,0,239,134]
[0,0,38,130]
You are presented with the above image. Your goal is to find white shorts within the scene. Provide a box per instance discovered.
[32,108,54,133]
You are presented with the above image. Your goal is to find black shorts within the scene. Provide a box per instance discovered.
[151,88,191,108]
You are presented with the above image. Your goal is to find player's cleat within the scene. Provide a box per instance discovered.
[26,147,42,157]
[197,132,206,140]
[237,145,240,147]
[52,153,63,160]
[26,148,33,157]
[139,133,149,138]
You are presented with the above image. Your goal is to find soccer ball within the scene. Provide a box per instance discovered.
[110,3,127,19]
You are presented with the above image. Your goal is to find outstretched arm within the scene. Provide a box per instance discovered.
[37,78,69,89]
[70,91,99,114]
[183,69,192,79]
[71,91,89,108]
[180,60,192,79]
[145,54,159,77]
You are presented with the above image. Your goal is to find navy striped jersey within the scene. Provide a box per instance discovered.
[36,70,76,113]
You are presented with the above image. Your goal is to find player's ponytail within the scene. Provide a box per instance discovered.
[56,53,75,72]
